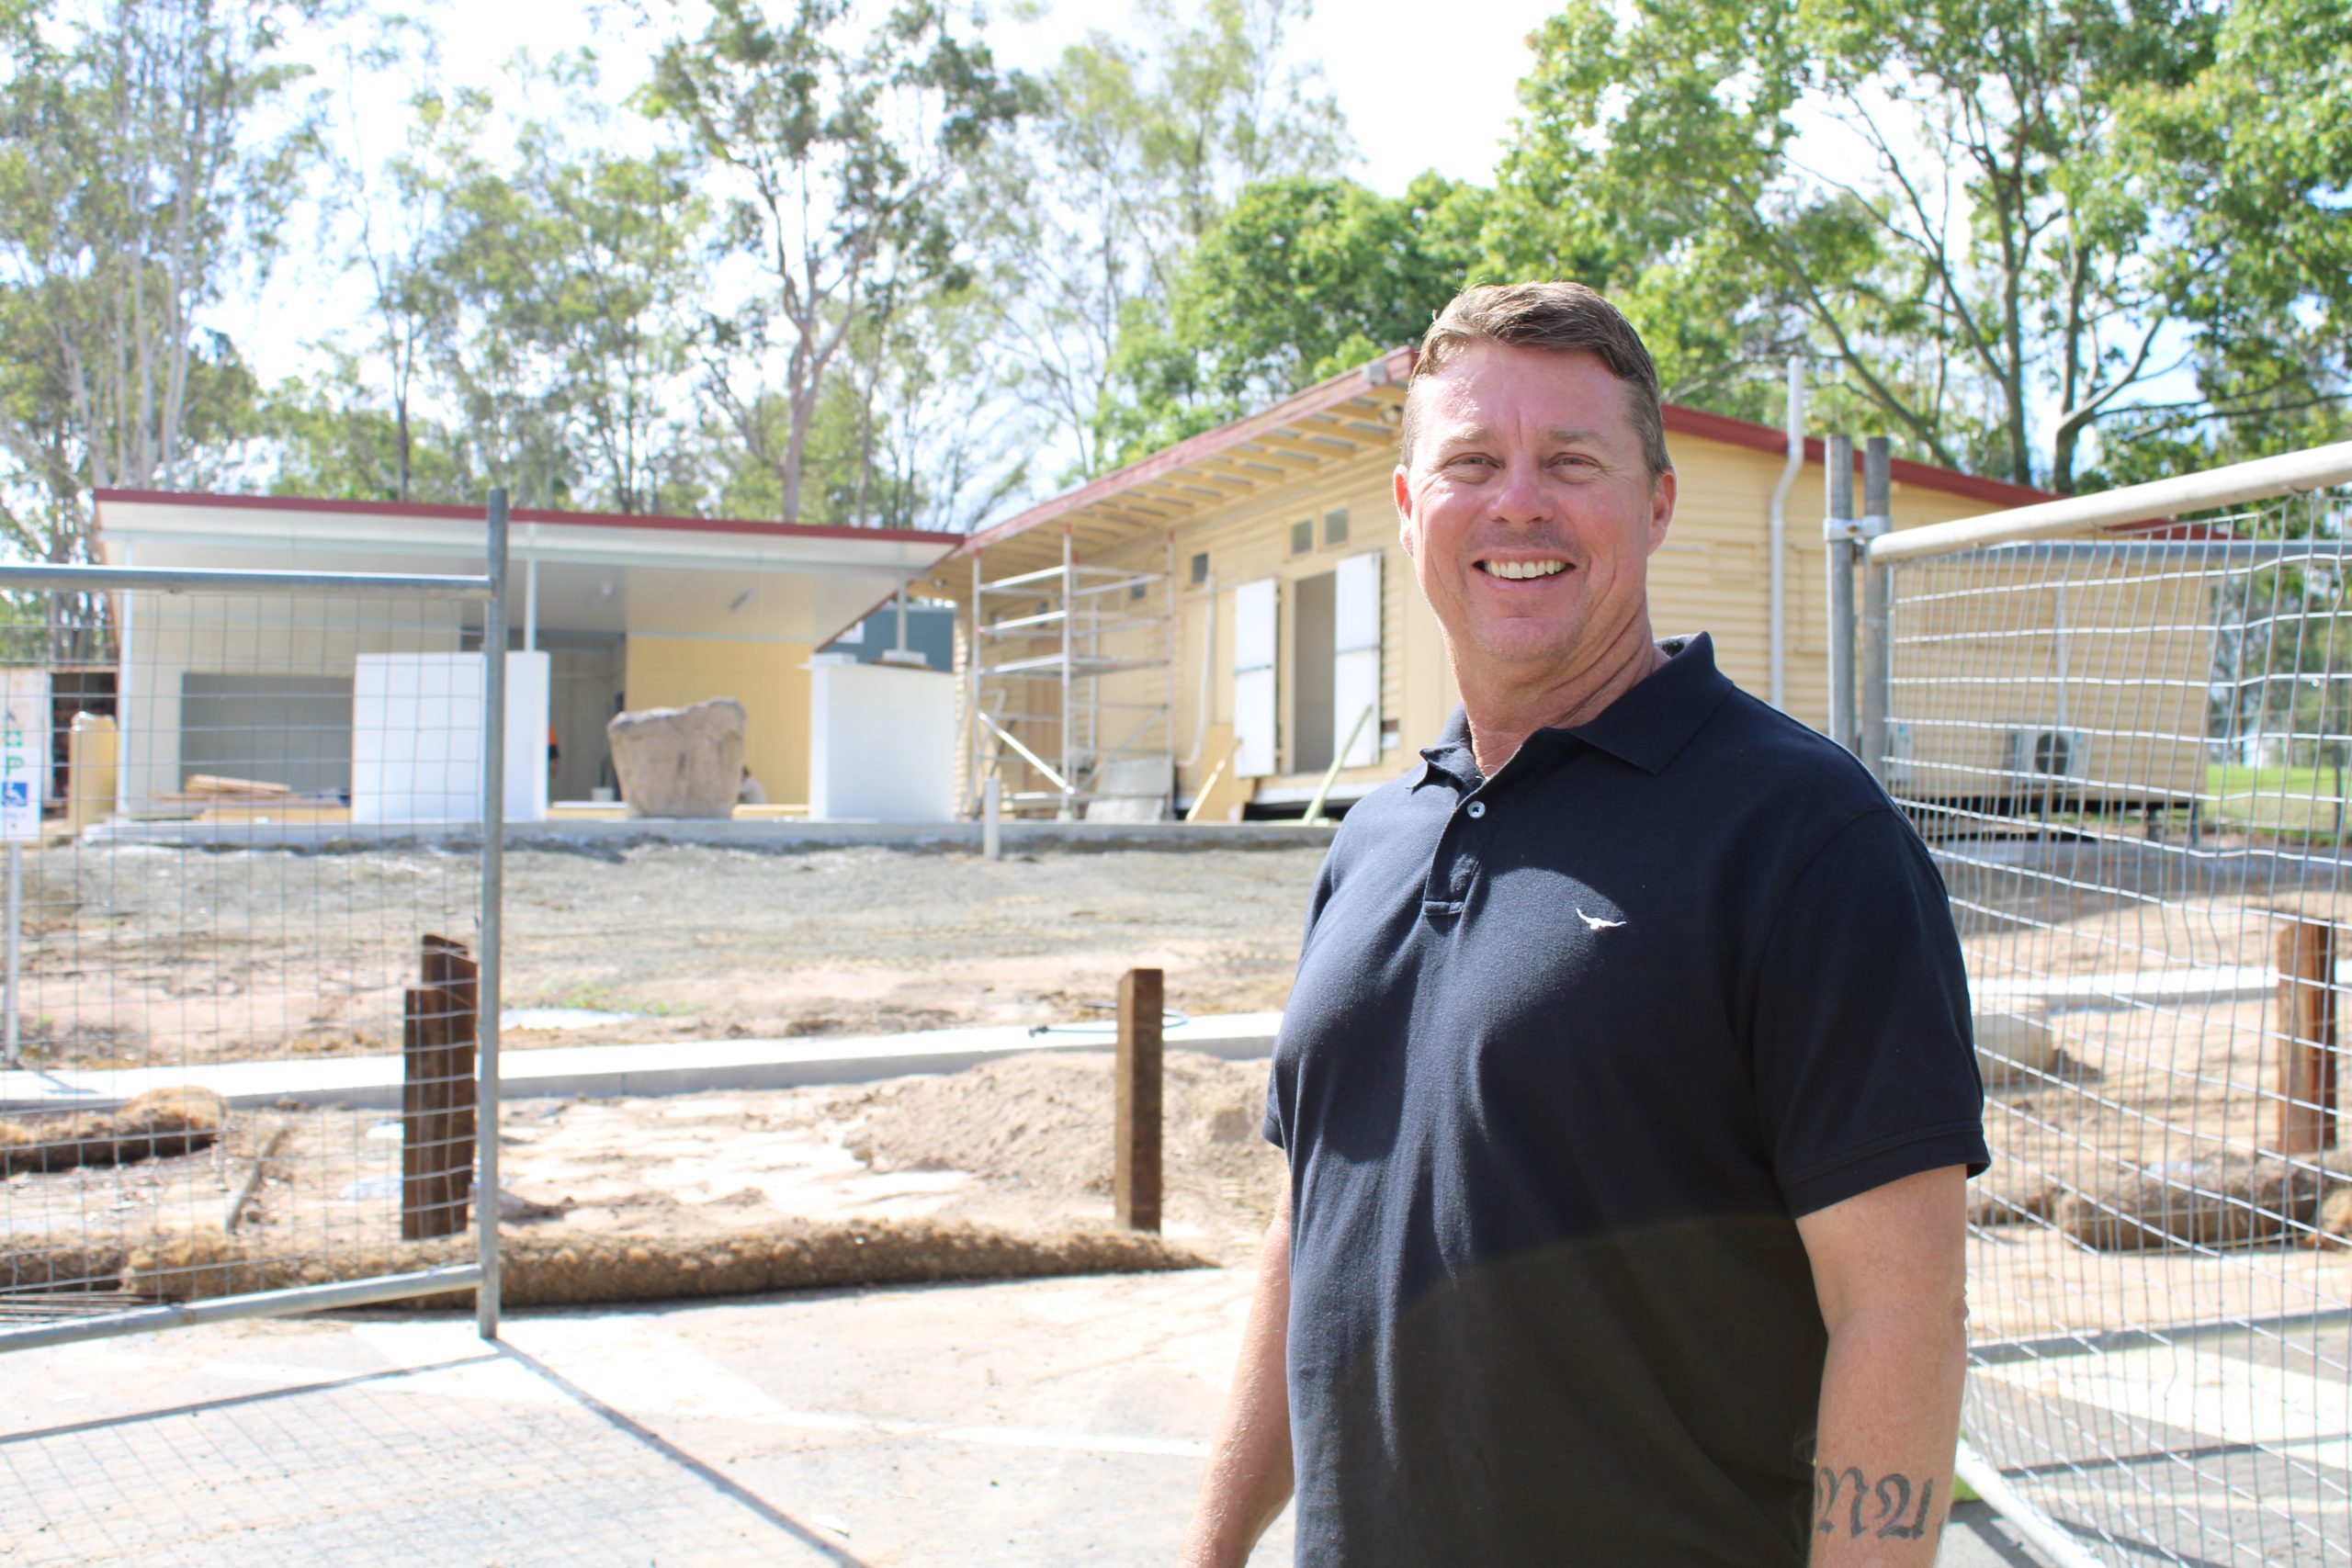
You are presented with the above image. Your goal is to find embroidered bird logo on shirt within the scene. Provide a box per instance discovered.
[1577,908,1626,931]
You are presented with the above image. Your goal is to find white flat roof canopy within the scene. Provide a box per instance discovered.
[94,491,962,646]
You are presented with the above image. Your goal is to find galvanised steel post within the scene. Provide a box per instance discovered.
[1060,525,1075,820]
[1859,437,1894,785]
[1825,434,1858,756]
[968,552,983,817]
[477,488,508,1340]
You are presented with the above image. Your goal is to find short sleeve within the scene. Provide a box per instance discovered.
[1749,808,1988,1215]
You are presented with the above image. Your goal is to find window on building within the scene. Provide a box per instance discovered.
[1190,551,1210,586]
[1130,579,1148,601]
[1290,518,1314,556]
[1324,507,1350,547]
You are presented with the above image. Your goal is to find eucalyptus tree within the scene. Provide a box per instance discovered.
[980,0,1349,479]
[0,0,322,563]
[642,0,1023,523]
[2092,0,2352,481]
[1493,0,2219,491]
[1098,171,1488,462]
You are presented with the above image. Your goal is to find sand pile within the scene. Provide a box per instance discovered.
[841,1049,1284,1224]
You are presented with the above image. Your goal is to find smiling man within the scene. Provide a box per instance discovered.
[1179,284,1988,1567]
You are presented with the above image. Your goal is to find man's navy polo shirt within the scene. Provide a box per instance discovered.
[1264,633,1987,1566]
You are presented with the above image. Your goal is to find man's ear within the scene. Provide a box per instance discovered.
[1645,468,1677,556]
[1394,464,1418,562]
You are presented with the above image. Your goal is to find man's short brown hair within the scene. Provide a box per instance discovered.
[1400,282,1671,479]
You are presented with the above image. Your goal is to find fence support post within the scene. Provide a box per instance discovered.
[1115,966,1163,1233]
[2276,918,2339,1155]
[477,489,507,1339]
[1825,434,1858,755]
[1859,437,1894,785]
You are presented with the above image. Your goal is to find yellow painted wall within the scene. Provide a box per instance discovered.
[973,423,2211,815]
[622,637,811,806]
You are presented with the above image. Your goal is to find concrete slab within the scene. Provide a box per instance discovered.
[0,1265,2057,1566]
[0,1010,1283,1115]
[89,818,1340,853]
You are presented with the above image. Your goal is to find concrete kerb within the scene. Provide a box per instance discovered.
[0,1010,1285,1115]
[84,818,1342,854]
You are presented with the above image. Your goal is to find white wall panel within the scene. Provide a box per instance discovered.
[1233,578,1278,777]
[1334,551,1382,767]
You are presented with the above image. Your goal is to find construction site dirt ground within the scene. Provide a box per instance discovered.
[14,842,1329,1068]
[0,1276,2056,1567]
[2,1054,1289,1285]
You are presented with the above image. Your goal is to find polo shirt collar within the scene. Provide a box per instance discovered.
[1414,633,1734,788]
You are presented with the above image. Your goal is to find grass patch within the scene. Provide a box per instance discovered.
[2206,761,2351,835]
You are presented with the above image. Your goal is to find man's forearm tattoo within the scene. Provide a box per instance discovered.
[1813,1466,1938,1541]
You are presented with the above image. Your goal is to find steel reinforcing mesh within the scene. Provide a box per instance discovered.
[1881,488,2352,1565]
[0,587,487,1326]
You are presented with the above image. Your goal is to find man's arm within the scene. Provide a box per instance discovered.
[1795,1165,1971,1565]
[1179,1183,1295,1568]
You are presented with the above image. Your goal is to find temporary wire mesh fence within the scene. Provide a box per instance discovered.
[1873,479,2352,1565]
[0,569,503,1344]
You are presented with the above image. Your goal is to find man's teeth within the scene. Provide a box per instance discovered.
[1482,559,1567,580]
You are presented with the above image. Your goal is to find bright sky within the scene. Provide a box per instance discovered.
[247,0,1559,397]
[417,0,1559,191]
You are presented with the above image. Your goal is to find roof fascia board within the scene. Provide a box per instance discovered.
[956,345,1416,557]
[96,508,956,576]
[959,347,2054,558]
[1655,405,2053,508]
[92,488,964,547]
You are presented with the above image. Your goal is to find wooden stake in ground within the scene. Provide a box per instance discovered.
[403,936,479,1240]
[2276,919,2339,1155]
[1115,966,1164,1233]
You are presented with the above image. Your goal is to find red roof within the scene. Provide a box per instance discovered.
[953,347,2052,558]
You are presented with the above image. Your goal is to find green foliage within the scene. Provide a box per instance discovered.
[254,355,475,504]
[18,0,2339,547]
[979,0,1349,478]
[1487,0,2225,491]
[2085,0,2352,483]
[0,0,319,560]
[1099,172,1487,462]
[642,0,1023,521]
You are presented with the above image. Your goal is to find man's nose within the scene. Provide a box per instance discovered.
[1485,457,1556,526]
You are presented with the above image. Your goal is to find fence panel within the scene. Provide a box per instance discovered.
[1873,470,2352,1565]
[0,532,504,1350]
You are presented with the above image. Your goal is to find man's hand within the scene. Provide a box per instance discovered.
[1179,1184,1295,1567]
[1795,1165,1971,1565]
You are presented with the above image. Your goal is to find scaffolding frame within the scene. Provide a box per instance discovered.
[968,525,1177,819]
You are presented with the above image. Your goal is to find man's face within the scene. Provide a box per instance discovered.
[1394,343,1676,688]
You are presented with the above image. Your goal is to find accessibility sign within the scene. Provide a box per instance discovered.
[0,671,48,843]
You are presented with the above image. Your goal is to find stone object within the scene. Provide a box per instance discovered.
[1081,755,1172,823]
[2055,1156,2350,1251]
[606,698,747,818]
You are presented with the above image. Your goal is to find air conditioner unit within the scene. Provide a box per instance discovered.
[2004,728,2088,784]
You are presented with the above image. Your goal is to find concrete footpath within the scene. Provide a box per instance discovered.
[5,942,2309,1116]
[0,1270,2055,1566]
[0,1011,1285,1115]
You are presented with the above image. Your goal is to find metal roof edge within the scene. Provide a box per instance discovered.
[1655,405,2056,508]
[954,346,1418,558]
[955,349,2056,557]
[91,488,966,548]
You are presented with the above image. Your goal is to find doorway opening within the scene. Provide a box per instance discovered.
[1294,570,1336,773]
